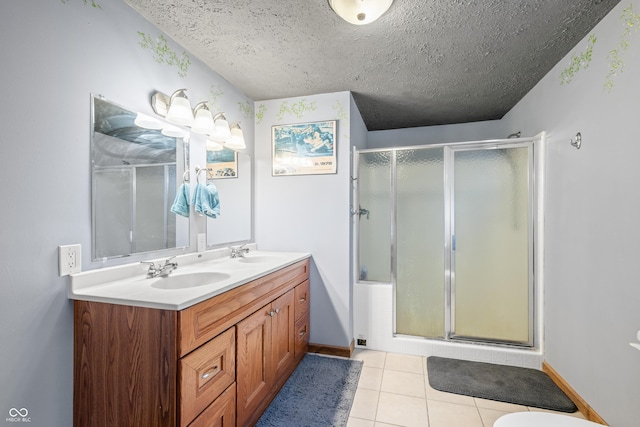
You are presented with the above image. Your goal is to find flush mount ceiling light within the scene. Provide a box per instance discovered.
[328,0,393,25]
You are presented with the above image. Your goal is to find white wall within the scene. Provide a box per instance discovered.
[254,92,362,348]
[355,2,640,425]
[367,118,504,148]
[500,2,640,425]
[3,1,637,426]
[0,1,252,425]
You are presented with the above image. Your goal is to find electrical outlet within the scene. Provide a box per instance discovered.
[59,244,81,276]
[357,338,367,346]
[197,233,206,252]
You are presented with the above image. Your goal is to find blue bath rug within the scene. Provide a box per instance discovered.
[256,353,363,427]
[427,356,578,412]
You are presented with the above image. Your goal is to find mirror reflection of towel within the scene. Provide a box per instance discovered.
[170,183,190,217]
[193,183,220,218]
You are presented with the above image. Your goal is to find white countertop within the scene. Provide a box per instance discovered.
[68,248,311,310]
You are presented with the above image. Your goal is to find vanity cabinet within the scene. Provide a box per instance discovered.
[73,258,310,427]
[236,290,295,427]
[294,279,310,359]
[178,327,236,426]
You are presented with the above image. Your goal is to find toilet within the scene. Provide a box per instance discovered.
[494,412,606,427]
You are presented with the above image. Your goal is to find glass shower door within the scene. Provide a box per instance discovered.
[450,145,533,344]
[357,151,392,283]
[395,148,445,338]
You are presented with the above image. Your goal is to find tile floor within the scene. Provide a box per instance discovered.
[347,349,587,427]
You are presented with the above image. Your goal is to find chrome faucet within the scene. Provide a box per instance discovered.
[141,256,178,278]
[230,244,250,258]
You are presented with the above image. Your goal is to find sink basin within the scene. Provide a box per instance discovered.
[237,255,281,264]
[150,272,231,290]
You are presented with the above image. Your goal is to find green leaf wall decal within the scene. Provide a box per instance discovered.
[208,84,224,111]
[276,99,317,122]
[238,100,254,120]
[333,101,348,121]
[256,104,267,124]
[137,32,191,78]
[560,34,597,85]
[604,4,640,91]
[61,0,102,8]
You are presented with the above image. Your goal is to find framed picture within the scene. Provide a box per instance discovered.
[206,147,238,179]
[272,120,337,176]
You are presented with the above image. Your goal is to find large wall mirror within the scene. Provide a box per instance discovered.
[204,146,252,246]
[91,95,189,260]
[91,94,254,261]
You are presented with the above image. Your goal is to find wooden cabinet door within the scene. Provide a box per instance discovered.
[187,384,235,427]
[178,328,235,427]
[236,305,272,427]
[271,290,295,382]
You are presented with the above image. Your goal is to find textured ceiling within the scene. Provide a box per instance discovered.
[123,0,620,131]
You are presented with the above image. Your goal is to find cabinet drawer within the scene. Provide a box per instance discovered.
[187,383,236,427]
[294,312,310,359]
[179,259,310,356]
[179,327,236,427]
[294,280,310,322]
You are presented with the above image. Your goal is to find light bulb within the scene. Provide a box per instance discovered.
[206,139,224,151]
[210,113,231,141]
[166,89,194,126]
[134,112,163,130]
[226,124,246,150]
[192,103,215,135]
[161,123,189,138]
[328,0,393,25]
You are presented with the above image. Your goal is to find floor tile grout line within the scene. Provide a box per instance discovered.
[352,350,586,427]
[372,352,387,424]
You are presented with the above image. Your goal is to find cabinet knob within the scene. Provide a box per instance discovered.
[201,365,219,379]
[274,308,280,314]
[299,297,306,302]
[299,328,307,337]
[268,311,275,317]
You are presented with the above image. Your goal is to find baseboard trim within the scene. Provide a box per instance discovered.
[542,361,608,425]
[308,339,355,358]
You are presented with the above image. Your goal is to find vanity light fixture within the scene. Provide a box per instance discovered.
[328,0,393,25]
[209,113,232,141]
[150,90,243,146]
[161,123,190,138]
[165,89,194,126]
[191,102,216,135]
[225,122,246,150]
[134,112,164,130]
[206,139,224,152]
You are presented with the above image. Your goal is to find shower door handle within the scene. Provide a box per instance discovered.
[452,235,456,251]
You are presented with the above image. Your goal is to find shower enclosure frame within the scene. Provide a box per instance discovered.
[92,162,175,259]
[353,136,540,348]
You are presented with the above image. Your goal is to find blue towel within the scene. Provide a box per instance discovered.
[193,182,220,218]
[170,183,190,217]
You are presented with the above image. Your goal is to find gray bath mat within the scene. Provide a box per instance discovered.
[256,353,363,426]
[427,356,577,412]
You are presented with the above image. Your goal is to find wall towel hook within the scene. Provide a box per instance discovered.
[195,166,215,182]
[570,132,582,149]
[195,166,206,181]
